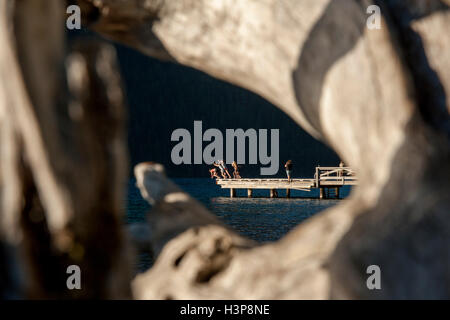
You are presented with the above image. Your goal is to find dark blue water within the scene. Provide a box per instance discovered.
[126,178,350,243]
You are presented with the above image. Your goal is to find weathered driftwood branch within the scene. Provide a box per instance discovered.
[0,0,131,298]
[132,162,254,299]
[0,0,449,299]
[81,0,449,298]
[77,0,333,138]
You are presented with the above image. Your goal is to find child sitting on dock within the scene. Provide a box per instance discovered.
[232,161,242,179]
[209,168,220,179]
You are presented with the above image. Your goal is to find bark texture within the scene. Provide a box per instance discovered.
[0,0,449,299]
[0,0,131,298]
[85,0,448,299]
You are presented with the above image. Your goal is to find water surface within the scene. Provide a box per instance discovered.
[127,178,350,243]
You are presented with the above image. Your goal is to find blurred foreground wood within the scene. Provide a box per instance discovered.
[0,0,131,298]
[1,0,449,299]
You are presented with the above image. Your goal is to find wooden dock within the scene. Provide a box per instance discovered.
[216,166,357,199]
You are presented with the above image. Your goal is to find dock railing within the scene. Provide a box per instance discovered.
[315,166,357,187]
[216,166,357,199]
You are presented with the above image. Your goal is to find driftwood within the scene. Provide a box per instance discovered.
[0,0,131,298]
[84,0,450,299]
[1,0,449,299]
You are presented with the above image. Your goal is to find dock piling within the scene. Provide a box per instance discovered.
[320,187,325,199]
[215,166,356,199]
[270,189,278,198]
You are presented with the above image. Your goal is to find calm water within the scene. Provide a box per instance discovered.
[126,178,350,243]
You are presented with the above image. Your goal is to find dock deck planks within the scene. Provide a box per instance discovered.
[215,166,357,199]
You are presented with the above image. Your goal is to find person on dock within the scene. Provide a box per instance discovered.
[209,168,220,179]
[338,160,345,177]
[214,160,232,179]
[213,161,225,178]
[285,160,293,182]
[232,161,242,179]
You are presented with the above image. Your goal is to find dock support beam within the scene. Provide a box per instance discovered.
[335,187,340,199]
[286,189,290,198]
[320,187,325,199]
[230,188,236,198]
[270,189,278,198]
[247,189,253,198]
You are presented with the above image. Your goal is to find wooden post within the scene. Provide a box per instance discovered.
[247,189,253,198]
[320,187,325,199]
[286,189,291,198]
[335,187,340,199]
[315,166,320,188]
[270,189,278,198]
[230,188,236,198]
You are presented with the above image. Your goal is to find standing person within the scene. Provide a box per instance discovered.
[214,160,232,179]
[232,161,242,179]
[285,160,293,182]
[218,160,232,179]
[338,160,345,177]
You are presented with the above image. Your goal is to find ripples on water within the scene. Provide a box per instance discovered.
[126,178,351,271]
[127,178,351,241]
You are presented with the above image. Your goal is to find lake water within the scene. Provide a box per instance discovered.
[126,178,351,243]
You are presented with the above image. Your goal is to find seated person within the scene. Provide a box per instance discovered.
[209,168,220,179]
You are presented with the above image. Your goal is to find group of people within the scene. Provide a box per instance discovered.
[208,160,293,180]
[209,160,349,181]
[209,160,241,179]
